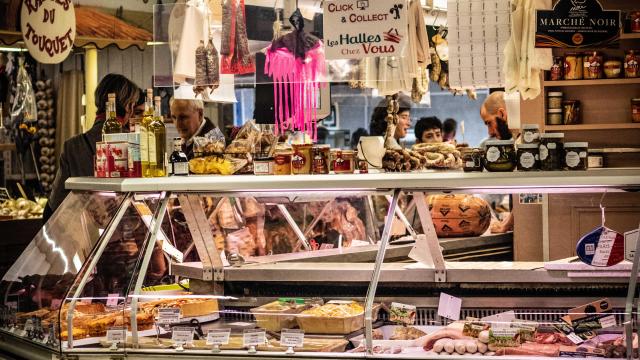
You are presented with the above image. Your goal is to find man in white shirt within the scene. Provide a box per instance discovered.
[170,98,217,159]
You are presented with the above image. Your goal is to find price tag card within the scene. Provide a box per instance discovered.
[481,310,517,330]
[280,329,304,348]
[206,328,231,345]
[243,329,266,347]
[107,327,126,344]
[158,308,181,324]
[389,302,417,325]
[437,293,462,321]
[567,332,584,345]
[172,326,195,344]
[106,294,120,308]
[599,315,616,329]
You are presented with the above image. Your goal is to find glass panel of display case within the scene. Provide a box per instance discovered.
[0,191,126,352]
[124,190,390,355]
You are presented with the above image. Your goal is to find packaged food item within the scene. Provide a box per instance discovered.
[632,11,640,32]
[625,50,639,78]
[517,144,539,171]
[331,149,355,174]
[588,154,604,168]
[463,320,489,337]
[312,144,330,174]
[107,142,128,178]
[483,140,516,172]
[127,133,141,178]
[539,133,565,171]
[193,128,226,157]
[522,124,540,144]
[297,301,379,334]
[489,327,520,348]
[357,158,369,174]
[550,56,564,81]
[462,148,484,172]
[274,148,293,175]
[547,108,563,125]
[563,142,588,170]
[583,51,603,79]
[562,100,581,125]
[250,299,309,332]
[189,155,247,175]
[547,92,563,109]
[604,59,622,78]
[632,98,640,123]
[254,157,274,175]
[564,53,583,80]
[292,144,313,174]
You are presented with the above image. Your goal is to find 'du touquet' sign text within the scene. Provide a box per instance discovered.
[536,0,620,48]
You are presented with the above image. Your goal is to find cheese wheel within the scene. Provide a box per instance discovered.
[428,194,491,237]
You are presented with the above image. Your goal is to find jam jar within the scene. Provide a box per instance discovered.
[547,108,563,125]
[547,92,563,109]
[539,133,565,171]
[291,144,312,175]
[274,149,293,175]
[562,100,581,125]
[331,149,355,174]
[583,51,603,79]
[604,59,622,78]
[462,148,484,172]
[483,140,516,172]
[311,144,330,174]
[564,53,583,80]
[522,124,540,144]
[564,142,588,170]
[550,56,564,81]
[516,144,540,171]
[632,98,640,123]
[625,50,639,78]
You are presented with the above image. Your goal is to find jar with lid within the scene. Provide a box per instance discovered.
[547,108,563,125]
[291,144,312,175]
[632,11,640,32]
[625,50,639,78]
[311,144,330,174]
[564,142,589,170]
[604,59,622,78]
[522,124,540,144]
[547,92,563,109]
[550,56,564,81]
[564,53,583,80]
[462,148,484,172]
[632,98,640,123]
[583,51,603,79]
[562,100,581,125]
[274,149,293,175]
[539,133,565,171]
[517,144,540,171]
[483,140,516,172]
[330,149,355,174]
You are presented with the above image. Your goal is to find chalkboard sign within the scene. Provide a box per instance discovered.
[536,0,620,48]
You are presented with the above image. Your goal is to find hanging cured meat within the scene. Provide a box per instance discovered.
[265,9,326,140]
[220,0,255,75]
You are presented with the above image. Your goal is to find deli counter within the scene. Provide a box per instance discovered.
[1,169,639,360]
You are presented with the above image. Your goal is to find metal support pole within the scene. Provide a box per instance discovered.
[66,192,133,348]
[414,192,447,282]
[130,192,170,346]
[624,221,640,360]
[365,196,381,243]
[277,204,311,251]
[364,189,400,354]
[386,194,418,239]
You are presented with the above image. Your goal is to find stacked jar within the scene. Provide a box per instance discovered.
[547,92,563,125]
[517,124,541,171]
[539,133,565,171]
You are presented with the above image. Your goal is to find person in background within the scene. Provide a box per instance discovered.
[443,118,457,142]
[479,91,515,147]
[316,126,329,144]
[369,94,413,141]
[350,128,368,150]
[128,89,147,131]
[46,74,140,220]
[414,117,443,144]
[170,98,216,159]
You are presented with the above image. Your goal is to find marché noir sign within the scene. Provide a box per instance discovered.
[536,0,620,48]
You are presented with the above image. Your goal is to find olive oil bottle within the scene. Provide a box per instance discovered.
[140,89,154,177]
[148,96,166,177]
[102,93,121,134]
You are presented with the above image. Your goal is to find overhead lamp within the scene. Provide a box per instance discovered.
[0,47,28,52]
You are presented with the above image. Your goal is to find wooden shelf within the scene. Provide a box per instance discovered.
[543,78,640,86]
[545,123,640,131]
[621,33,640,40]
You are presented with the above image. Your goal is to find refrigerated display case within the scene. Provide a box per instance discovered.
[1,169,639,360]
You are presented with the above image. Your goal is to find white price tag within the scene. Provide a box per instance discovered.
[243,329,266,347]
[158,308,181,324]
[206,329,231,345]
[107,327,126,344]
[437,293,462,321]
[482,310,517,330]
[172,327,194,344]
[599,315,616,329]
[280,329,304,348]
[567,333,584,345]
[106,294,120,308]
[625,229,639,262]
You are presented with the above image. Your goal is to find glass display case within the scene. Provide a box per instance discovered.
[1,169,639,360]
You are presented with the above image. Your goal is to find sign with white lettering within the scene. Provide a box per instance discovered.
[107,327,126,344]
[171,326,194,344]
[536,0,620,48]
[21,0,76,64]
[243,329,266,347]
[323,0,407,60]
[158,308,181,324]
[206,329,231,345]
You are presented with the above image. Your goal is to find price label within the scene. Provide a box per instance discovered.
[243,329,266,347]
[280,329,304,348]
[172,326,194,344]
[437,293,462,321]
[206,328,231,345]
[599,315,616,329]
[567,332,584,345]
[107,327,126,344]
[389,302,417,325]
[158,308,181,324]
[106,294,120,308]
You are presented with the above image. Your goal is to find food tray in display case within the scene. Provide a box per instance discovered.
[250,299,311,332]
[296,302,381,335]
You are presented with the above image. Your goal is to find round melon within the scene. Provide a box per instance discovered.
[427,194,491,238]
